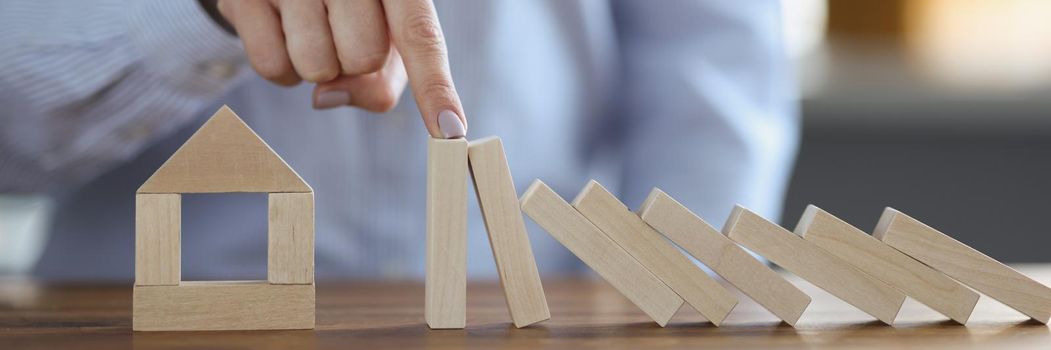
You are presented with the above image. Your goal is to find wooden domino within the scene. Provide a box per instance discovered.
[796,205,979,324]
[467,136,549,328]
[520,180,684,326]
[725,205,906,325]
[572,181,737,325]
[874,208,1051,324]
[638,189,811,326]
[133,106,315,331]
[426,138,469,329]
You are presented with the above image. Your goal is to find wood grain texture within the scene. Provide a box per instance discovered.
[134,193,180,286]
[571,181,737,325]
[426,138,468,329]
[638,189,811,326]
[520,180,684,326]
[796,205,979,324]
[874,208,1051,324]
[9,271,1051,349]
[132,281,315,331]
[137,106,311,194]
[268,192,315,285]
[467,136,549,328]
[724,205,906,325]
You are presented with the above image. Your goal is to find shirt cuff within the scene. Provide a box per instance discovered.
[126,0,247,94]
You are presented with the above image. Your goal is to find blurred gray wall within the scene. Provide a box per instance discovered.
[781,96,1051,262]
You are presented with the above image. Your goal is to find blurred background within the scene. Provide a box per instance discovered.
[781,0,1051,262]
[2,0,1049,275]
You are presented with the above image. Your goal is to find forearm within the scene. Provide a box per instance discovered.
[0,0,246,192]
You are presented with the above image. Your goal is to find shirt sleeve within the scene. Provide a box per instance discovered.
[0,0,248,193]
[610,0,800,224]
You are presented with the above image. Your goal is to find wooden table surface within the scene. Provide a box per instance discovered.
[3,265,1050,349]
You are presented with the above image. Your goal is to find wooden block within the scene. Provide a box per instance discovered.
[572,181,737,325]
[874,208,1051,324]
[426,138,468,329]
[638,189,811,326]
[268,192,315,285]
[796,205,979,324]
[133,281,315,331]
[724,205,906,325]
[135,193,181,286]
[520,180,684,326]
[467,136,550,328]
[137,106,311,194]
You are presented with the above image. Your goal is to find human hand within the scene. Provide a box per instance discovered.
[215,0,467,138]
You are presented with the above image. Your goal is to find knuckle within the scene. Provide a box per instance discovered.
[301,66,340,83]
[403,14,446,51]
[253,60,292,81]
[339,50,389,75]
[420,75,456,104]
[369,89,401,112]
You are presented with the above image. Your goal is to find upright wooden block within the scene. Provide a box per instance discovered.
[426,138,468,329]
[724,205,906,325]
[521,180,684,326]
[572,181,737,325]
[133,281,315,331]
[467,137,550,328]
[796,205,979,324]
[268,192,315,284]
[874,208,1051,324]
[135,193,181,286]
[638,189,811,326]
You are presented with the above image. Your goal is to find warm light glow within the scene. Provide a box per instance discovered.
[907,0,1051,91]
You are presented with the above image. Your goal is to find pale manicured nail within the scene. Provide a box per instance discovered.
[437,110,466,139]
[314,90,350,109]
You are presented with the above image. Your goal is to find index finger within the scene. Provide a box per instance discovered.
[381,0,466,139]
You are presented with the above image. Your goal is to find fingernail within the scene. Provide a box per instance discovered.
[314,90,350,109]
[437,110,466,139]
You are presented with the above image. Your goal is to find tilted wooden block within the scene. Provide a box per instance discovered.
[133,281,315,331]
[426,138,468,329]
[638,189,811,326]
[572,181,737,326]
[268,192,315,284]
[725,206,906,325]
[135,193,181,286]
[468,136,550,328]
[137,105,312,194]
[796,205,979,324]
[520,180,684,326]
[874,208,1051,324]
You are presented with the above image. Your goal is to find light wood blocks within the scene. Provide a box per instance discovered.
[521,180,684,326]
[725,205,906,325]
[796,205,979,324]
[874,208,1051,324]
[426,138,469,329]
[468,136,549,328]
[638,189,811,326]
[133,106,315,331]
[572,181,737,325]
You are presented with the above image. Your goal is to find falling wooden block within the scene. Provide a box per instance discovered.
[137,106,312,194]
[135,193,181,286]
[467,136,549,328]
[572,181,737,325]
[638,189,811,326]
[133,106,315,331]
[133,281,315,331]
[426,138,468,329]
[796,205,979,324]
[520,180,684,326]
[874,208,1051,324]
[268,192,315,284]
[724,205,906,325]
